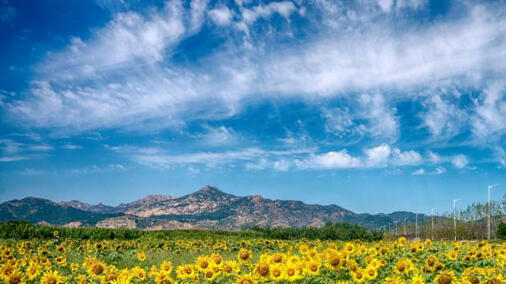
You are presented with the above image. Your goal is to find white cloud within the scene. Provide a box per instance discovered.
[358,94,398,141]
[296,150,361,169]
[5,0,506,164]
[411,168,425,175]
[396,0,427,10]
[62,144,83,150]
[421,92,466,138]
[38,1,185,78]
[428,151,441,164]
[472,83,506,139]
[189,0,209,32]
[434,167,446,175]
[272,159,291,171]
[112,145,313,169]
[377,0,393,13]
[209,6,233,26]
[452,154,469,169]
[0,139,51,162]
[392,148,422,166]
[364,144,391,166]
[199,125,238,146]
[241,1,296,24]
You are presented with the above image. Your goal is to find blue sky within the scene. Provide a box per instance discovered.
[1,0,505,214]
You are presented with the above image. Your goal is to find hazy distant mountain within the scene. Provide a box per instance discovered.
[0,197,119,225]
[0,186,425,230]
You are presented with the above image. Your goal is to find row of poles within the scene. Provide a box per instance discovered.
[390,184,500,240]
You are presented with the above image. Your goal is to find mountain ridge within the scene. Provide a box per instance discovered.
[0,186,426,230]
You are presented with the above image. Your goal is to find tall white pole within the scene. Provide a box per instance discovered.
[394,221,398,236]
[453,199,460,241]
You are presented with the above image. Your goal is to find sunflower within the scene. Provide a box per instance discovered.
[284,263,302,282]
[154,272,177,284]
[255,261,271,280]
[447,250,458,261]
[305,260,320,276]
[269,263,283,282]
[222,260,239,275]
[384,276,407,284]
[398,237,408,246]
[435,270,457,284]
[411,274,425,284]
[325,252,342,271]
[176,264,195,280]
[211,253,223,266]
[238,249,253,264]
[160,261,173,274]
[4,270,25,284]
[131,266,146,280]
[344,242,355,254]
[70,263,79,271]
[88,262,106,278]
[76,274,90,284]
[365,264,378,280]
[195,255,212,271]
[110,278,131,284]
[235,273,257,284]
[41,270,66,284]
[202,267,219,282]
[394,258,413,275]
[25,263,41,280]
[137,251,147,262]
[350,268,366,283]
[54,255,66,267]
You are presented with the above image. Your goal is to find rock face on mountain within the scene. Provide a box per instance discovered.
[58,200,121,214]
[0,186,425,230]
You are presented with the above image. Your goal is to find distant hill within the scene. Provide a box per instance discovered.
[0,185,426,230]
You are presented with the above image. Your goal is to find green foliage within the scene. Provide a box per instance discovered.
[497,222,506,239]
[0,221,382,241]
[251,222,383,241]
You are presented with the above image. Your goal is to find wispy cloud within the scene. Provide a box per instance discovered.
[0,139,52,162]
[7,1,506,142]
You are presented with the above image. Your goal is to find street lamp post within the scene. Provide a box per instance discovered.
[453,199,461,241]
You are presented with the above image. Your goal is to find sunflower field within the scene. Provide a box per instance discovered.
[1,225,505,284]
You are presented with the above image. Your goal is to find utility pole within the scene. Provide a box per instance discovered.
[431,208,435,240]
[453,199,461,241]
[394,221,398,236]
[488,184,498,240]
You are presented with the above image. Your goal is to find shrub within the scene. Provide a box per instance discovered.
[497,222,506,239]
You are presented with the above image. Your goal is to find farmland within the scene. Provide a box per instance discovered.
[0,223,504,283]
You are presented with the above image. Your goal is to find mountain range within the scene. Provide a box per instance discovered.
[0,185,425,230]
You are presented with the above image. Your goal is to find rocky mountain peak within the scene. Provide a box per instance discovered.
[189,185,232,199]
[197,185,222,193]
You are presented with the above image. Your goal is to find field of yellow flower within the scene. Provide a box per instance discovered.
[0,234,504,284]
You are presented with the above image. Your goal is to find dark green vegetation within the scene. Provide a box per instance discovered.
[251,222,383,241]
[0,221,382,241]
[498,222,506,240]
